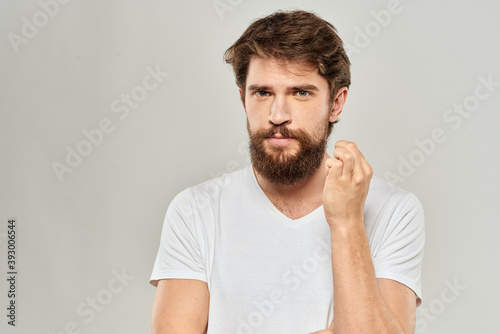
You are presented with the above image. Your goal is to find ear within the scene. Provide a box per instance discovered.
[329,87,348,123]
[239,88,246,112]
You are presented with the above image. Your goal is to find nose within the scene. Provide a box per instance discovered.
[269,94,291,126]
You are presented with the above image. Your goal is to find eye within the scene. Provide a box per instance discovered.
[295,90,311,98]
[255,91,270,97]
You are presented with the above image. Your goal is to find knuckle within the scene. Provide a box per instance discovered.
[346,142,358,150]
[353,175,364,184]
[343,152,353,161]
[335,140,347,147]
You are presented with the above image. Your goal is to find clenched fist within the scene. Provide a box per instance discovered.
[323,140,373,227]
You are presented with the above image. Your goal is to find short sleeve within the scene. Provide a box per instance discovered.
[149,190,207,287]
[372,192,425,305]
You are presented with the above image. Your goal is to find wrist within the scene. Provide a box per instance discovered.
[328,217,366,242]
[326,214,364,230]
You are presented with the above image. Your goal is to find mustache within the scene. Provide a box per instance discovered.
[256,125,297,139]
[246,119,318,145]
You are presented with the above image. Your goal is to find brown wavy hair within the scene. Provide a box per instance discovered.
[224,10,351,110]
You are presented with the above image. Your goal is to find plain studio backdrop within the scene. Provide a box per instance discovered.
[1,0,499,333]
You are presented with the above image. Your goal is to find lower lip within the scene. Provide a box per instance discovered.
[267,137,294,146]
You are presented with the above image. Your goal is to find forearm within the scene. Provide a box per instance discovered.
[329,219,404,334]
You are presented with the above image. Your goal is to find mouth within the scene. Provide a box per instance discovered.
[266,132,294,139]
[266,134,295,146]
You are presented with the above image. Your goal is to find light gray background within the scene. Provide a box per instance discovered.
[1,0,499,333]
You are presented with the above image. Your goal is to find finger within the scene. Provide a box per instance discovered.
[357,149,373,177]
[333,146,354,178]
[336,141,364,178]
[325,157,342,180]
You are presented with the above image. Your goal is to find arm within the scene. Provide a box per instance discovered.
[151,279,210,334]
[310,279,416,334]
[328,226,416,333]
[319,140,417,334]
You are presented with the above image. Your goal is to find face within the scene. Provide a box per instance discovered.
[242,57,345,186]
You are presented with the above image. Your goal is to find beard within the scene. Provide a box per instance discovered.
[247,117,331,186]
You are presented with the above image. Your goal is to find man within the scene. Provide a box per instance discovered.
[150,10,424,334]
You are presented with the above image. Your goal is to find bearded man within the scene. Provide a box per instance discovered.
[150,10,424,334]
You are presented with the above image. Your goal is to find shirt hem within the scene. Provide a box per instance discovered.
[375,270,422,306]
[149,270,207,287]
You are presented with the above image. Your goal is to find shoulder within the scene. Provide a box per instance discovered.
[189,166,249,197]
[367,175,422,212]
[364,176,424,233]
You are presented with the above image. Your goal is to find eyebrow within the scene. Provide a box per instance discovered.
[290,84,319,92]
[247,84,320,92]
[247,85,270,92]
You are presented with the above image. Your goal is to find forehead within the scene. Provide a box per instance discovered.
[246,56,328,89]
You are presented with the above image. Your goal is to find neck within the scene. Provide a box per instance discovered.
[253,153,330,206]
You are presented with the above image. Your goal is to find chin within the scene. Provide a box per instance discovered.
[268,149,299,164]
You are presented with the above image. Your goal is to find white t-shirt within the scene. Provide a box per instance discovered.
[150,166,425,334]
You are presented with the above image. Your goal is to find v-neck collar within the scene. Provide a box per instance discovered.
[246,166,324,224]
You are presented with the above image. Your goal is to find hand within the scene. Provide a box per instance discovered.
[323,140,372,227]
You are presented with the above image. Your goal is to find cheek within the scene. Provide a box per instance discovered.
[245,112,261,128]
[298,110,320,128]
[245,113,264,134]
[246,102,270,124]
[305,110,331,134]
